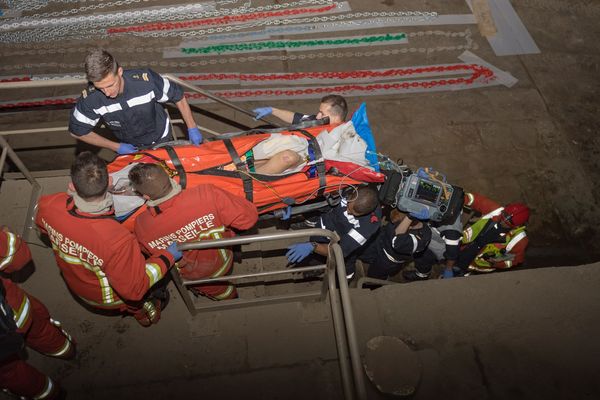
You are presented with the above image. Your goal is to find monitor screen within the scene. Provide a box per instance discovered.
[415,180,440,203]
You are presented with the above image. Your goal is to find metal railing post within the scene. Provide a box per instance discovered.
[0,135,41,241]
[327,244,355,400]
[333,244,368,400]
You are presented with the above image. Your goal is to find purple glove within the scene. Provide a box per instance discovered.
[187,127,203,145]
[117,143,138,155]
[286,242,314,264]
[253,107,272,120]
[167,242,183,261]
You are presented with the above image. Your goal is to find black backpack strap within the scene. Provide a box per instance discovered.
[223,139,254,202]
[163,145,187,189]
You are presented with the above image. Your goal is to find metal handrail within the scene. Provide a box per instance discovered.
[0,118,222,138]
[163,74,282,128]
[178,228,364,400]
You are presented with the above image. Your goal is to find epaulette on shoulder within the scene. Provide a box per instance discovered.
[82,85,96,98]
[130,72,150,81]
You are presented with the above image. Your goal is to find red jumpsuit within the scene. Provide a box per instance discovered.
[35,193,175,318]
[0,230,74,400]
[135,184,258,300]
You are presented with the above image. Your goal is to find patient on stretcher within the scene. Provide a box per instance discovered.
[109,106,377,218]
[236,119,370,175]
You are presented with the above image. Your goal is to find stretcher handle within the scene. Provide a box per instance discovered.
[263,200,331,220]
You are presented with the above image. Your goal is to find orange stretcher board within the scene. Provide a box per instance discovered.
[108,122,384,231]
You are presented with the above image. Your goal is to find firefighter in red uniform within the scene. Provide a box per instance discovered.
[129,163,258,300]
[35,152,182,327]
[0,226,75,399]
[456,192,530,274]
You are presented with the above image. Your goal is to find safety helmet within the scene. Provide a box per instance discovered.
[501,203,530,227]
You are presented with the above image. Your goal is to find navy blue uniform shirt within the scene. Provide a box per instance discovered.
[69,69,184,147]
[311,197,382,258]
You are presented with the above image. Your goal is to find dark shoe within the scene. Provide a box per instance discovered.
[134,298,162,327]
[402,270,430,282]
[150,287,170,311]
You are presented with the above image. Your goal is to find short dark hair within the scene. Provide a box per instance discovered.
[85,48,118,82]
[70,151,109,199]
[128,163,171,200]
[351,186,379,216]
[321,95,348,121]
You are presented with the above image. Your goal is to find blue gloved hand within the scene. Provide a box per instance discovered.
[187,127,203,145]
[117,143,138,155]
[286,242,314,264]
[416,167,429,178]
[409,207,430,220]
[442,268,454,279]
[166,242,183,261]
[280,206,292,221]
[253,107,272,120]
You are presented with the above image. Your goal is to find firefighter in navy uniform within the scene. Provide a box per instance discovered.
[286,186,381,279]
[402,211,463,281]
[359,209,432,281]
[69,48,202,155]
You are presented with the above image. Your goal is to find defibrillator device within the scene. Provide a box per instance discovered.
[378,164,464,224]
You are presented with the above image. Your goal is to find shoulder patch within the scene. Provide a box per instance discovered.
[83,84,96,98]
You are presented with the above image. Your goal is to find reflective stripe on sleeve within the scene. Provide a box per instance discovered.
[463,227,473,242]
[482,207,504,220]
[382,248,402,264]
[408,233,418,253]
[465,192,474,206]
[347,229,367,245]
[160,114,170,140]
[213,285,235,300]
[506,231,527,252]
[45,336,72,358]
[158,76,171,103]
[444,237,461,246]
[33,377,54,400]
[0,231,17,269]
[127,91,155,108]
[14,294,31,329]
[145,263,163,287]
[73,107,99,127]
[93,103,123,116]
